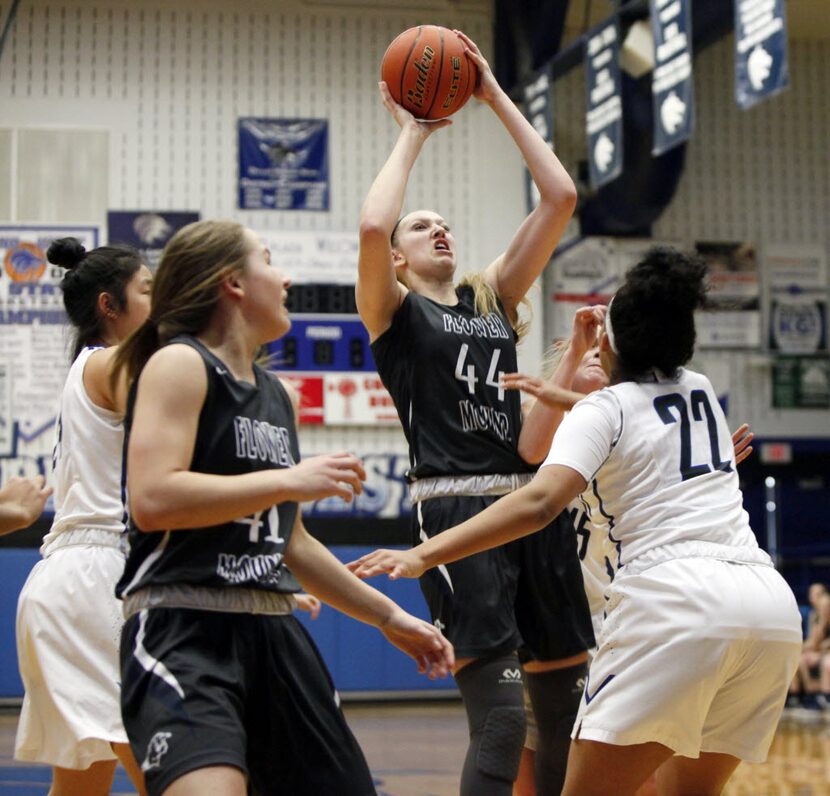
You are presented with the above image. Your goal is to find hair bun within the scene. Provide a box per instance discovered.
[47,237,87,270]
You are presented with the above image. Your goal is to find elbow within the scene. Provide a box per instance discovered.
[540,178,577,216]
[359,219,391,244]
[525,485,561,531]
[517,439,545,466]
[129,493,169,532]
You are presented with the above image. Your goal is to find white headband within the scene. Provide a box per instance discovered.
[604,297,619,354]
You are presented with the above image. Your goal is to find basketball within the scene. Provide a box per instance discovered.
[381,26,477,120]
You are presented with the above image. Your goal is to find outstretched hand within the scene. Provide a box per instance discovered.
[347,547,426,580]
[379,607,454,679]
[378,81,452,137]
[732,423,754,465]
[501,374,586,410]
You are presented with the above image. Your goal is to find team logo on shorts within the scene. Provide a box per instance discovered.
[142,731,173,772]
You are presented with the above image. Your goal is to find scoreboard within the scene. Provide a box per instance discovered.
[269,283,373,371]
[268,284,398,425]
[268,314,374,372]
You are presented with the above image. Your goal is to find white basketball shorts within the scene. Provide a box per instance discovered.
[15,531,128,769]
[572,555,802,762]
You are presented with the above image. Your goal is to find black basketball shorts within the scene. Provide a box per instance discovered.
[120,607,376,796]
[414,494,594,662]
[513,512,595,663]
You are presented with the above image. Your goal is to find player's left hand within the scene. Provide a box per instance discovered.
[378,607,454,679]
[453,30,499,104]
[347,548,426,580]
[732,423,754,465]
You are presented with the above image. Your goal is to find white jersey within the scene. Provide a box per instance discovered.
[42,347,126,550]
[565,496,618,629]
[544,368,768,568]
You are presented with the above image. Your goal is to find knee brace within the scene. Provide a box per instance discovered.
[525,661,588,795]
[455,653,527,787]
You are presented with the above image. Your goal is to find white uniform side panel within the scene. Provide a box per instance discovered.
[45,347,126,546]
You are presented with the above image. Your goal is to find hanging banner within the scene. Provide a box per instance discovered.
[238,118,329,211]
[650,0,694,155]
[764,245,828,354]
[772,356,830,409]
[0,225,99,489]
[522,68,554,211]
[735,0,789,109]
[695,241,761,348]
[545,238,680,343]
[585,19,623,189]
[107,211,200,271]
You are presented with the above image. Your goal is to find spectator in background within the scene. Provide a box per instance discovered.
[0,475,52,535]
[788,582,830,709]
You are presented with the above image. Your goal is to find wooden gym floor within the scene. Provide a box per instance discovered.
[1,701,828,795]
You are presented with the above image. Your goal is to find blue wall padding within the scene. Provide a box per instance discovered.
[0,545,456,698]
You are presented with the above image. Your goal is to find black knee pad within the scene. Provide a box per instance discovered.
[525,661,586,734]
[525,661,588,795]
[455,653,527,783]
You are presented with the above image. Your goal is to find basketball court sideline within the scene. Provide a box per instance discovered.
[1,702,828,795]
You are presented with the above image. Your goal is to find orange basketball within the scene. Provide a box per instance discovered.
[381,26,477,120]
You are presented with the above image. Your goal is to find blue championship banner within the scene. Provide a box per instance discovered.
[238,118,329,211]
[735,0,789,109]
[108,211,200,271]
[585,19,623,189]
[523,68,554,211]
[650,0,694,156]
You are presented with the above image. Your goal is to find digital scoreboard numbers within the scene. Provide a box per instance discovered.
[269,315,373,372]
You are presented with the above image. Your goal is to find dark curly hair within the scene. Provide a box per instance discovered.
[47,237,144,361]
[608,246,708,380]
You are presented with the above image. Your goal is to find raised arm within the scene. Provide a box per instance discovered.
[454,31,576,315]
[516,305,605,463]
[127,344,366,531]
[356,83,450,341]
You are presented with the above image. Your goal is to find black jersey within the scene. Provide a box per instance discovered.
[372,285,532,480]
[116,336,301,597]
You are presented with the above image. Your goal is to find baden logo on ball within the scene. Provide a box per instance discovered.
[381,25,478,120]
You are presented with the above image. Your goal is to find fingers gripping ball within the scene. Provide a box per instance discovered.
[381,25,477,120]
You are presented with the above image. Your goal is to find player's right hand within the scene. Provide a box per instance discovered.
[570,305,607,356]
[378,81,452,136]
[347,547,426,580]
[501,374,585,410]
